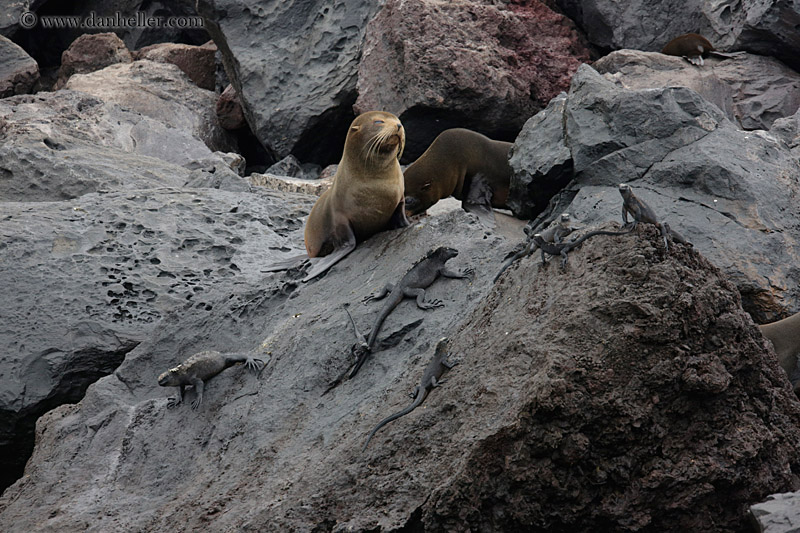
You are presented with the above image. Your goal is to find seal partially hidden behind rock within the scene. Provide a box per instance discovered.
[661,33,739,66]
[264,111,409,281]
[403,128,512,227]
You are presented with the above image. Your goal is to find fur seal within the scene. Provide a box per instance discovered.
[402,128,512,227]
[661,33,737,66]
[759,311,800,393]
[264,111,409,281]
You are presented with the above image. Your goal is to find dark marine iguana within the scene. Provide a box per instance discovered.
[493,213,575,282]
[619,183,690,251]
[362,337,456,451]
[348,246,472,379]
[532,226,634,269]
[158,350,264,410]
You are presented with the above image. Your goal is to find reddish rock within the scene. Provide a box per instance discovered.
[54,32,132,89]
[216,83,246,130]
[134,41,216,90]
[355,0,592,159]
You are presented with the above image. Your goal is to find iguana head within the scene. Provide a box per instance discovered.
[158,367,181,387]
[430,246,459,261]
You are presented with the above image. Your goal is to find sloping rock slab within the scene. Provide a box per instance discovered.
[508,64,800,322]
[0,186,314,493]
[0,209,520,531]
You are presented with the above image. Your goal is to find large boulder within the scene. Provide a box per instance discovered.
[133,41,216,90]
[53,32,132,89]
[196,0,383,164]
[594,49,800,131]
[0,214,797,531]
[508,64,800,322]
[0,34,38,96]
[0,90,241,200]
[354,0,592,160]
[64,60,237,154]
[555,0,800,71]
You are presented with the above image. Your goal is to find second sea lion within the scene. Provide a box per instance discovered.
[759,311,800,393]
[403,128,512,227]
[265,111,409,281]
[661,33,738,66]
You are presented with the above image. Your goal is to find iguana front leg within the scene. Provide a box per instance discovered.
[441,267,474,279]
[190,377,204,410]
[167,385,185,408]
[403,287,443,310]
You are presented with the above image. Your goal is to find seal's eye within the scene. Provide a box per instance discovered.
[421,183,432,191]
[373,120,385,125]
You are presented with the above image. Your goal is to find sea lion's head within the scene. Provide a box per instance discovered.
[345,111,405,167]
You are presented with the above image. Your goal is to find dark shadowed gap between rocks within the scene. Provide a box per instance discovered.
[0,341,138,494]
[291,97,357,167]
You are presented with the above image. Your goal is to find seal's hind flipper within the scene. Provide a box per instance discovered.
[262,254,308,273]
[303,225,356,282]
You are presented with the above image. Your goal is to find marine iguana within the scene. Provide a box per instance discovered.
[157,350,264,410]
[349,246,472,378]
[494,213,575,282]
[533,226,633,268]
[362,337,456,451]
[619,183,690,251]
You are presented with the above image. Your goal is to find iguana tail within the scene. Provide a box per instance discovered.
[362,386,427,452]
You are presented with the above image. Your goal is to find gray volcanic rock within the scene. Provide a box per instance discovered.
[196,0,383,164]
[354,0,592,160]
[1,216,797,531]
[508,64,800,322]
[0,34,38,97]
[751,492,800,532]
[556,0,800,71]
[594,49,800,131]
[64,60,237,154]
[0,185,314,496]
[0,91,241,200]
[215,83,246,130]
[54,32,132,90]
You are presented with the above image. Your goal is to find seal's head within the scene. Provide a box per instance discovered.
[345,111,404,168]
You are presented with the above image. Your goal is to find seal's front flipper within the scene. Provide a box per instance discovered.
[303,224,356,282]
[262,253,308,272]
[388,199,411,229]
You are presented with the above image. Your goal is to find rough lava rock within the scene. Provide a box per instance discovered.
[64,60,237,154]
[134,41,216,90]
[215,83,246,130]
[0,185,314,494]
[196,0,383,164]
[508,64,800,323]
[354,0,592,160]
[0,90,241,200]
[1,218,797,531]
[594,49,800,131]
[53,32,133,90]
[0,34,38,97]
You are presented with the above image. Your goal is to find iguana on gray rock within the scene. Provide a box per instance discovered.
[362,337,456,451]
[532,226,633,269]
[619,183,690,251]
[494,213,575,282]
[349,246,472,379]
[158,350,264,409]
